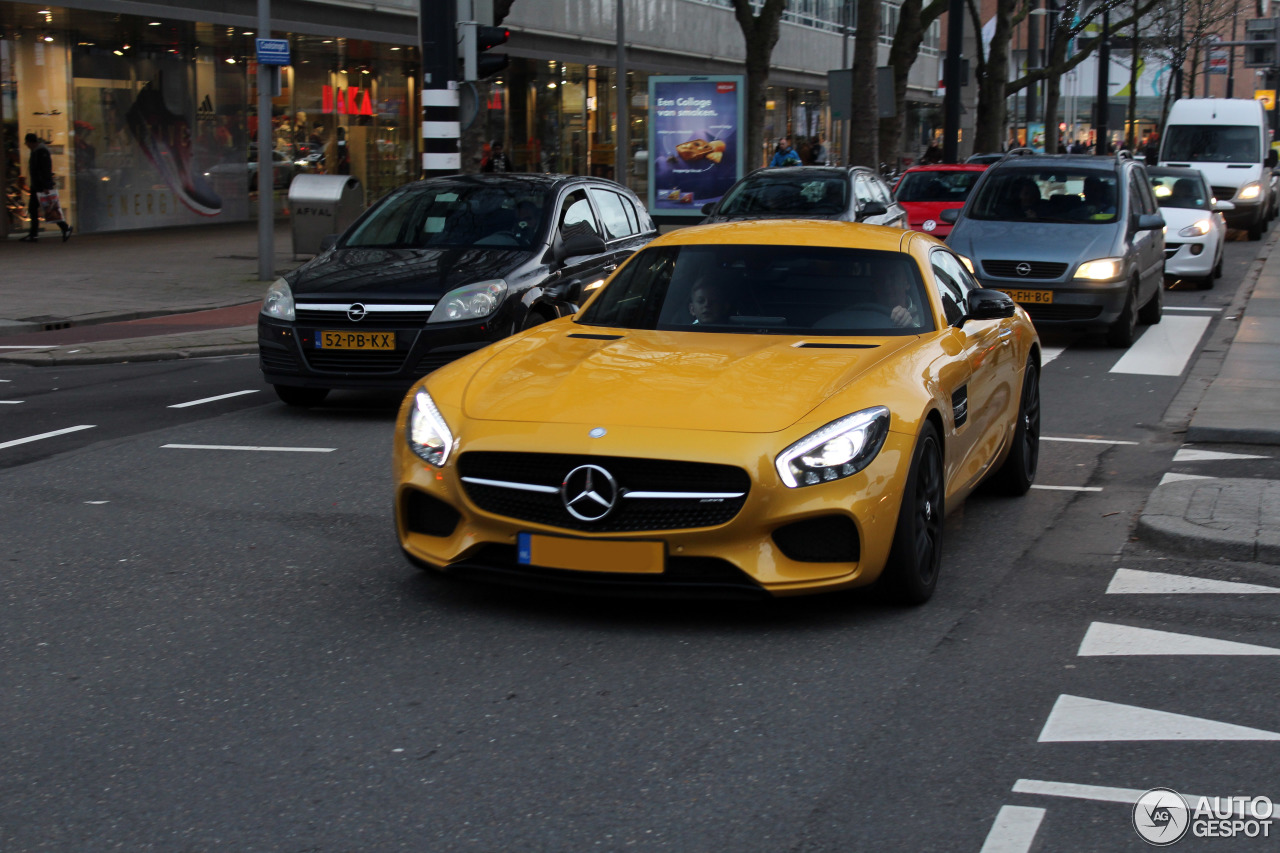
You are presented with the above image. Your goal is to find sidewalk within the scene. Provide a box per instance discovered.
[2,218,1280,565]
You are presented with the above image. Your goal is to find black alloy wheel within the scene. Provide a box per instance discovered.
[880,422,944,605]
[991,358,1040,495]
[1106,279,1139,348]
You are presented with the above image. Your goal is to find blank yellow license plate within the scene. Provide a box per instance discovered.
[518,533,664,574]
[318,330,396,350]
[1001,289,1054,304]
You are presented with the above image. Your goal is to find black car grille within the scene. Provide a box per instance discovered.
[982,260,1070,279]
[296,308,434,324]
[1023,303,1104,322]
[457,452,751,533]
[1164,243,1183,259]
[1211,186,1236,201]
[259,348,299,372]
[302,348,411,373]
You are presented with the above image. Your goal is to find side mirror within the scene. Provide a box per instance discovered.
[857,200,888,220]
[554,232,608,264]
[1136,213,1165,231]
[319,234,339,252]
[701,202,716,215]
[961,289,1015,325]
[939,208,960,224]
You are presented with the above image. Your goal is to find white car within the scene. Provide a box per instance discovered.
[1149,166,1231,289]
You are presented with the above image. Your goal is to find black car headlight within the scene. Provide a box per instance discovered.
[775,406,891,488]
[428,279,507,323]
[408,389,454,466]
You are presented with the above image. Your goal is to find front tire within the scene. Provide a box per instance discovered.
[1106,280,1138,348]
[1138,277,1163,325]
[274,385,330,407]
[991,359,1040,495]
[879,422,944,605]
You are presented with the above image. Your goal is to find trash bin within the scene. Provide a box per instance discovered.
[289,173,365,256]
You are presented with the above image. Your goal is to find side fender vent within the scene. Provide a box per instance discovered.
[952,384,969,429]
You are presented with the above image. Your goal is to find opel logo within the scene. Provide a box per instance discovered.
[1015,262,1032,276]
[347,302,368,322]
[561,464,619,522]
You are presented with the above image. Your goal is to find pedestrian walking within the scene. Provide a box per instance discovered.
[21,133,71,242]
[481,140,512,172]
[769,137,801,168]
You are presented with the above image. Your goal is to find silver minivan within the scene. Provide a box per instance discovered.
[943,153,1165,347]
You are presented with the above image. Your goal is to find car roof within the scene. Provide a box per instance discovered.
[647,219,913,252]
[902,164,988,173]
[398,173,609,192]
[990,154,1128,172]
[1146,165,1206,179]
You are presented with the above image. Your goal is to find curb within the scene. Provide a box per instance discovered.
[0,327,258,366]
[1137,478,1280,563]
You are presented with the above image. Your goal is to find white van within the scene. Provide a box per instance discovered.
[1158,98,1277,240]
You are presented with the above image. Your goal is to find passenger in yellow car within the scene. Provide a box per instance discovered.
[689,278,732,325]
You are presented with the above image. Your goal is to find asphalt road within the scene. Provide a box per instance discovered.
[2,235,1278,851]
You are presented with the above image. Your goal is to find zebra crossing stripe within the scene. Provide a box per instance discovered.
[979,806,1045,853]
[1106,568,1280,595]
[1038,694,1280,742]
[1078,622,1280,656]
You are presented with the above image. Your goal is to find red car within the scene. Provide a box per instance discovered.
[892,164,988,239]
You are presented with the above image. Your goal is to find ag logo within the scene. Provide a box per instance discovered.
[1133,787,1191,846]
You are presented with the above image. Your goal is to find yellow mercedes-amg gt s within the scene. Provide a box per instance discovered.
[394,220,1040,602]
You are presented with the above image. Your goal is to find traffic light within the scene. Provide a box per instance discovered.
[459,22,509,82]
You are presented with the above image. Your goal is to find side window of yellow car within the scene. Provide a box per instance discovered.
[930,251,975,326]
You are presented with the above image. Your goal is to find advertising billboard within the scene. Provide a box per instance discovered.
[647,75,744,217]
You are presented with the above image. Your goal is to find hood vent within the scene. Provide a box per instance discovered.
[567,333,624,341]
[793,341,878,349]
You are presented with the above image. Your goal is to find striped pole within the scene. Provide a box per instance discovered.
[420,0,458,178]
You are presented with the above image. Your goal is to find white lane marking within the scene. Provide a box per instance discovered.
[1031,485,1104,492]
[1041,346,1065,365]
[168,390,260,409]
[1163,306,1222,312]
[0,378,10,381]
[1173,447,1269,462]
[85,501,109,505]
[1159,472,1215,485]
[1109,315,1212,376]
[979,806,1046,853]
[1043,435,1140,446]
[1078,622,1280,656]
[0,401,24,404]
[0,345,56,350]
[1039,694,1280,742]
[0,424,96,451]
[161,444,335,453]
[1012,780,1276,817]
[1107,568,1280,595]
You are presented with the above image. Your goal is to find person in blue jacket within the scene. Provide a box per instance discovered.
[769,137,801,168]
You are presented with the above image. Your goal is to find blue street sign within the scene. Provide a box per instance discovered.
[256,38,291,66]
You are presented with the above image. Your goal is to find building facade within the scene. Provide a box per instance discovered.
[2,0,942,237]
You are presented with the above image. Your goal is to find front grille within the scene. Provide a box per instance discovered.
[1023,303,1104,322]
[458,452,751,533]
[982,260,1069,279]
[772,516,860,563]
[1164,242,1183,259]
[296,308,434,324]
[302,348,411,373]
[1211,186,1236,201]
[403,489,460,537]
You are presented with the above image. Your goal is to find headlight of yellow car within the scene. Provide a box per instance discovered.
[408,389,454,466]
[1179,219,1212,238]
[775,406,890,488]
[1074,258,1124,281]
[1237,182,1262,201]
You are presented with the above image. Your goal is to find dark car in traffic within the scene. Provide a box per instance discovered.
[699,165,908,228]
[258,173,657,405]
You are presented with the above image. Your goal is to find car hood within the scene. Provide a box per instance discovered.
[949,219,1119,267]
[704,212,850,224]
[289,246,534,299]
[460,326,913,432]
[1158,207,1213,230]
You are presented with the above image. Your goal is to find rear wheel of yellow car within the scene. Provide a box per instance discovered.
[991,358,1040,495]
[880,422,944,605]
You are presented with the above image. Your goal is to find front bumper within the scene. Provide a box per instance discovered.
[1163,240,1215,279]
[258,314,502,390]
[393,416,917,598]
[1222,196,1265,230]
[977,275,1130,329]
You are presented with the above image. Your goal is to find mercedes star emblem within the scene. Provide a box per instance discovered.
[347,302,368,322]
[589,427,607,438]
[561,464,619,522]
[1015,262,1032,276]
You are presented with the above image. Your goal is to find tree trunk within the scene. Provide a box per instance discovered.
[1041,13,1068,153]
[850,0,882,167]
[1127,0,1139,150]
[732,0,788,169]
[973,0,1016,153]
[879,0,947,169]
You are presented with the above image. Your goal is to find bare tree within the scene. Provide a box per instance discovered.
[731,0,789,169]
[880,0,948,168]
[849,0,882,166]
